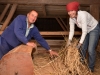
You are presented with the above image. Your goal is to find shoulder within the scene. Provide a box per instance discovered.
[16,15,26,18]
[14,15,27,21]
[78,10,90,19]
[78,10,89,15]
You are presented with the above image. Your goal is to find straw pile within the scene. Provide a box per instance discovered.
[33,38,92,75]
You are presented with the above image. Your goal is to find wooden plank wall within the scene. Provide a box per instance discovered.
[90,5,99,21]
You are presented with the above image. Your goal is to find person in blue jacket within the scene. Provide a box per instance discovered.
[0,10,58,59]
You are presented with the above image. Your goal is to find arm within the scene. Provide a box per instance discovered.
[32,26,58,56]
[14,16,28,44]
[79,14,88,44]
[32,26,50,50]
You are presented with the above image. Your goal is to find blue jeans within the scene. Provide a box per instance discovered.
[81,24,100,71]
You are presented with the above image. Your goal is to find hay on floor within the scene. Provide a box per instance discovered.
[33,38,92,75]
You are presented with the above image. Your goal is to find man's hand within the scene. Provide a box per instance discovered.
[67,40,71,47]
[26,42,36,48]
[49,49,58,59]
[76,43,82,50]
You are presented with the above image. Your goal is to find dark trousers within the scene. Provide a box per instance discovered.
[0,37,13,59]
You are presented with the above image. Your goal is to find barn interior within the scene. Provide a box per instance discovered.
[0,0,100,75]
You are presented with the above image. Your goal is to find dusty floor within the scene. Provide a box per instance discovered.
[33,50,100,75]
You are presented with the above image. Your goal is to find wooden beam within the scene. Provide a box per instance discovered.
[39,40,64,46]
[39,15,67,18]
[36,40,64,50]
[0,4,10,23]
[0,45,34,75]
[55,17,66,31]
[90,4,99,21]
[31,39,65,46]
[0,31,81,35]
[40,31,81,35]
[0,4,18,31]
[0,0,100,5]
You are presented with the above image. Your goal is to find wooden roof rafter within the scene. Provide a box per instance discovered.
[0,4,10,23]
[55,17,66,31]
[0,4,18,31]
[59,17,69,31]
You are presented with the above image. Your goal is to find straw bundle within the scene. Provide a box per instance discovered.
[33,38,92,75]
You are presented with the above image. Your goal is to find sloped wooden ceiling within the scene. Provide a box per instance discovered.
[0,0,99,37]
[0,0,100,18]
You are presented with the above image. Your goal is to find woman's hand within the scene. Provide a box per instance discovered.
[76,43,82,50]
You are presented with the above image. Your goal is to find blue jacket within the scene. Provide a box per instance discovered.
[1,15,50,50]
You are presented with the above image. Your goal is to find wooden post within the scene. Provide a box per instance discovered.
[0,45,34,75]
[90,4,99,21]
[0,4,10,23]
[0,4,18,31]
